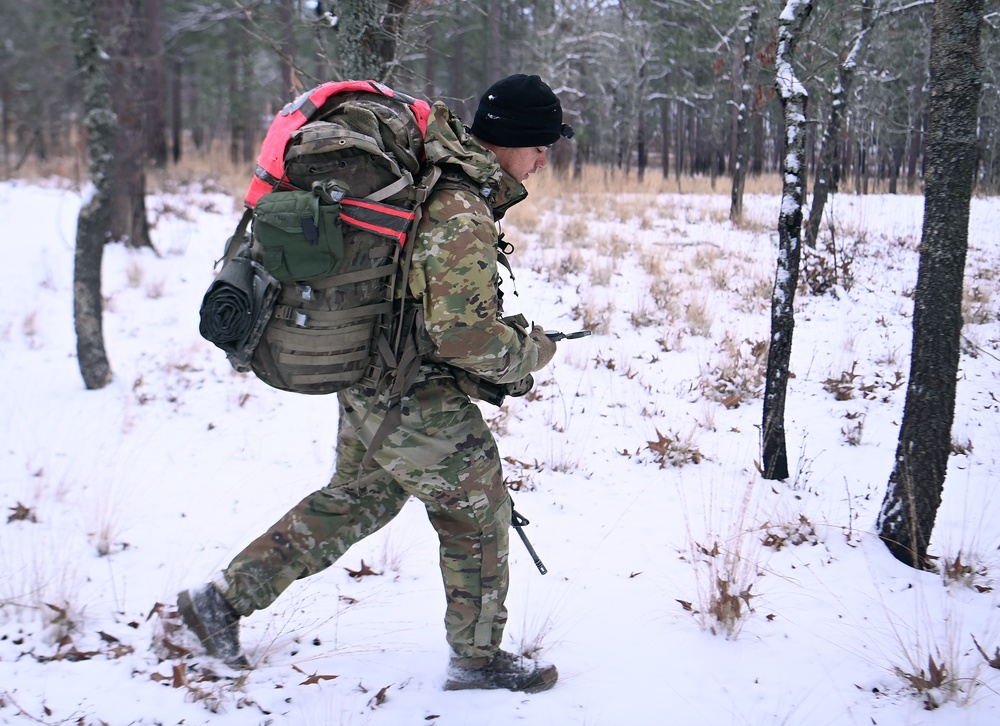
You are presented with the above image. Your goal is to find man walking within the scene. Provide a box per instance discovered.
[178,74,572,693]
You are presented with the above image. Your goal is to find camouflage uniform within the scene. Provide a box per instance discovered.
[219,101,543,660]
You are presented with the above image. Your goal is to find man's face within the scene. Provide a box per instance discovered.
[491,145,549,182]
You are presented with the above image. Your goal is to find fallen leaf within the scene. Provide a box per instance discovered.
[368,684,392,709]
[646,429,673,458]
[345,560,380,579]
[7,502,37,523]
[300,673,339,686]
[108,644,135,659]
[59,645,102,662]
[160,638,192,658]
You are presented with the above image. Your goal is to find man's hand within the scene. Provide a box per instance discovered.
[529,325,557,370]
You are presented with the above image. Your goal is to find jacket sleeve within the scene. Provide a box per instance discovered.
[409,187,539,384]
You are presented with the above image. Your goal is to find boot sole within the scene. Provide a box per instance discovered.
[444,666,557,693]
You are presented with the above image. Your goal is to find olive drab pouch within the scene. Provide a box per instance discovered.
[199,80,441,397]
[251,187,347,283]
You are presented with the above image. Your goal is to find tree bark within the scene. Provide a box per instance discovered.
[277,0,296,96]
[338,0,411,82]
[170,58,182,164]
[660,98,670,179]
[70,0,114,390]
[876,0,984,568]
[144,0,168,168]
[761,0,812,481]
[105,0,152,248]
[730,6,759,222]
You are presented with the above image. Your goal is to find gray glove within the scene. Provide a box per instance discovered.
[529,325,557,371]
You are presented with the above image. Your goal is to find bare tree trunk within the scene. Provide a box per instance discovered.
[730,6,759,222]
[0,51,8,169]
[227,18,244,165]
[637,116,647,182]
[277,0,296,94]
[761,0,812,481]
[486,0,501,82]
[661,98,670,179]
[144,0,168,168]
[906,79,925,192]
[191,74,203,151]
[70,0,114,390]
[675,102,684,182]
[105,0,151,249]
[876,0,984,568]
[424,14,437,100]
[170,58,183,164]
[448,12,467,117]
[805,0,872,248]
[338,0,412,82]
[888,141,904,194]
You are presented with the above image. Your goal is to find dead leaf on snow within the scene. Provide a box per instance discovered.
[300,673,339,686]
[368,684,392,709]
[345,559,381,579]
[7,502,37,523]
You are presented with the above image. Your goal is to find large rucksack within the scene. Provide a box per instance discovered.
[199,80,443,402]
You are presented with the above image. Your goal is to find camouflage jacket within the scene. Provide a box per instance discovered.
[407,101,542,386]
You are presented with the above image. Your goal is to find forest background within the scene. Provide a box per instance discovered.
[2,0,1000,199]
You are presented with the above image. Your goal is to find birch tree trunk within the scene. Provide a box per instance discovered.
[804,0,873,248]
[876,0,984,568]
[730,6,759,222]
[761,0,812,481]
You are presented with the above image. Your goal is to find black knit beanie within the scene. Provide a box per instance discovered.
[471,74,574,148]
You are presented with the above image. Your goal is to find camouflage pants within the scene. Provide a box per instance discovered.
[219,372,511,659]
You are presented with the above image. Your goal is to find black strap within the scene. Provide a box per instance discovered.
[216,208,253,269]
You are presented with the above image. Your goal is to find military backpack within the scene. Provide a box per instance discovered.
[199,80,443,398]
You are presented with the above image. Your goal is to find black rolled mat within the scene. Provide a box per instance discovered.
[199,255,279,371]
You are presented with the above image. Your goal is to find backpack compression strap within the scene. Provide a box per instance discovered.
[245,80,433,209]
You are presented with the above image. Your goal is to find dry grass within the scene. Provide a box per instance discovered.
[680,478,763,639]
[7,144,248,207]
[525,165,783,198]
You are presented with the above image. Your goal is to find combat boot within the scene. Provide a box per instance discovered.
[444,650,558,693]
[176,583,248,668]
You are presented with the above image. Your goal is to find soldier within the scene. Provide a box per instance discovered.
[177,74,572,693]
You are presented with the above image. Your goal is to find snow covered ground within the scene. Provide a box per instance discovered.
[1,177,999,725]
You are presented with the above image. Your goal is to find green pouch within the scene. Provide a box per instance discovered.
[252,189,345,282]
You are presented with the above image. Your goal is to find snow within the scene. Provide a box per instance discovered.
[2,178,1000,725]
